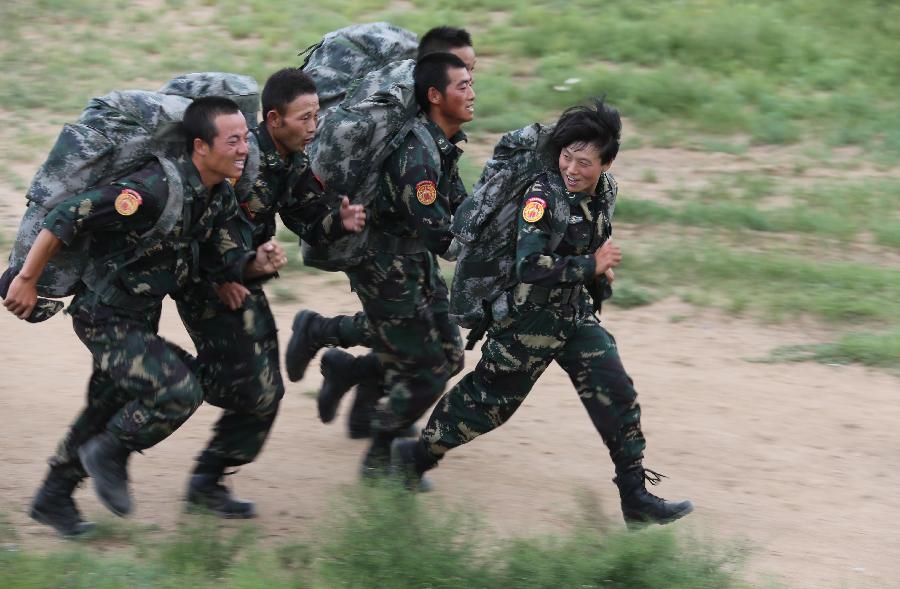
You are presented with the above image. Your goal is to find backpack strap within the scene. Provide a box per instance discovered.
[81,156,186,311]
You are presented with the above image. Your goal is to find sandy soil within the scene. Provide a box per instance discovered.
[1,269,898,589]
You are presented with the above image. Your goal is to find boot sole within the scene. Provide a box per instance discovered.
[286,311,318,383]
[29,506,95,538]
[185,501,257,519]
[624,501,694,529]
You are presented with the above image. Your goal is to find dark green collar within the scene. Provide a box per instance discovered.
[255,125,305,173]
[421,115,467,157]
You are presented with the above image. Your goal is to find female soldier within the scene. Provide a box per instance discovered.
[392,100,693,526]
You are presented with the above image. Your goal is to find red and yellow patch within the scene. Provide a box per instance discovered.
[114,188,143,216]
[522,197,546,223]
[416,180,438,206]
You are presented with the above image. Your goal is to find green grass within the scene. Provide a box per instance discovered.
[616,178,900,248]
[0,487,757,589]
[621,241,900,327]
[766,330,900,370]
[3,0,900,158]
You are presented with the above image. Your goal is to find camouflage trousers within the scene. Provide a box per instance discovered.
[176,285,284,471]
[50,296,203,482]
[346,251,464,433]
[422,298,645,475]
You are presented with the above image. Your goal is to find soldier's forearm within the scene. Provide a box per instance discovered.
[18,229,62,281]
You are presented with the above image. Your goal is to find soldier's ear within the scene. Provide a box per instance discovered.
[193,137,210,156]
[427,86,444,106]
[265,108,282,128]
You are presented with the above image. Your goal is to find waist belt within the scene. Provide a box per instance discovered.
[370,231,427,255]
[523,284,584,306]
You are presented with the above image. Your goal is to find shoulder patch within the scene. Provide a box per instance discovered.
[416,180,437,205]
[114,188,143,216]
[522,196,546,223]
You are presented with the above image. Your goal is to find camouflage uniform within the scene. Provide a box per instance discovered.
[45,157,252,483]
[349,115,466,437]
[175,125,348,472]
[421,170,646,475]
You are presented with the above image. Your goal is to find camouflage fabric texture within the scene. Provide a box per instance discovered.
[7,72,259,299]
[337,118,467,432]
[49,302,203,482]
[302,60,436,270]
[43,157,252,318]
[173,124,347,470]
[346,252,463,433]
[300,22,418,113]
[422,169,644,474]
[239,125,345,250]
[176,288,284,469]
[449,123,558,329]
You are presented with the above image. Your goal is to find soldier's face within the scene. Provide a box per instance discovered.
[434,66,475,125]
[197,112,250,181]
[449,45,477,77]
[558,143,610,194]
[268,93,320,156]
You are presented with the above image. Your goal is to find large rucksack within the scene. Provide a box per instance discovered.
[301,59,438,270]
[4,72,260,310]
[449,123,618,346]
[300,22,418,114]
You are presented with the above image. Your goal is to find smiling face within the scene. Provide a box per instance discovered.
[267,92,319,156]
[558,142,609,194]
[431,66,475,126]
[193,112,250,184]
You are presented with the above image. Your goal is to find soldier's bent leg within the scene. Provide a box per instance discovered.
[285,310,376,382]
[557,319,692,526]
[73,316,204,516]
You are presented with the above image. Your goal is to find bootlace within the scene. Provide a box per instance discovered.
[643,468,667,486]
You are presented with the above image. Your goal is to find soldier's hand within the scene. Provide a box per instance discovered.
[593,239,622,276]
[215,281,251,310]
[3,274,38,320]
[604,268,615,284]
[251,240,288,276]
[339,196,366,233]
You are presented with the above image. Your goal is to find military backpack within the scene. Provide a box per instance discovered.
[3,72,260,318]
[301,58,438,270]
[300,22,418,114]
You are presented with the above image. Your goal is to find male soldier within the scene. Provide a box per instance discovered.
[175,69,365,518]
[392,101,694,527]
[3,97,287,536]
[286,26,476,440]
[293,52,474,478]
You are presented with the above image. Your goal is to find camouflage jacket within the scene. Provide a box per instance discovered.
[43,157,252,315]
[238,125,346,249]
[516,170,614,288]
[373,115,467,256]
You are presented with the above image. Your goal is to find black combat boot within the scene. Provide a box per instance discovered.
[29,469,95,538]
[187,466,256,519]
[614,468,693,527]
[78,431,132,517]
[317,349,368,423]
[390,438,436,493]
[285,310,344,382]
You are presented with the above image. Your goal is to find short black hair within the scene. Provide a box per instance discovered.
[414,52,468,113]
[418,26,473,60]
[183,96,241,153]
[549,98,622,165]
[261,68,317,119]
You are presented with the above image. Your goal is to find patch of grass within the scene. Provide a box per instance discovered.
[0,485,757,588]
[766,330,900,370]
[270,284,300,303]
[640,169,658,184]
[624,241,900,329]
[609,280,663,309]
